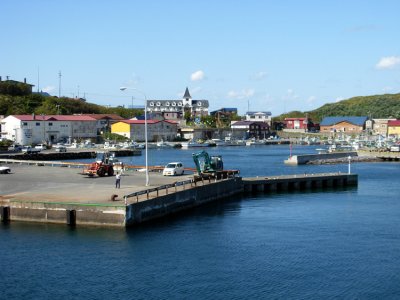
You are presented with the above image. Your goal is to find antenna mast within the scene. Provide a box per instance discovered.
[37,66,40,93]
[58,71,62,97]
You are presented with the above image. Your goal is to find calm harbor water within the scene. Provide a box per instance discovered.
[1,145,400,299]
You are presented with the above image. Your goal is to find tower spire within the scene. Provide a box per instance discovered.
[183,87,191,99]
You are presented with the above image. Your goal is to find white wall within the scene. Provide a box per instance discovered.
[1,116,97,145]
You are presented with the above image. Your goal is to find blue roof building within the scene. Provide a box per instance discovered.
[320,116,368,133]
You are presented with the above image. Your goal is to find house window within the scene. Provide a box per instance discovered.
[49,122,53,126]
[156,102,161,106]
[23,122,28,126]
[36,122,40,126]
[178,102,182,106]
[197,102,202,106]
[149,102,154,106]
[166,102,170,106]
[172,102,176,106]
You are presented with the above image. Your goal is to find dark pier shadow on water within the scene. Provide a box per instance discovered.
[125,193,244,233]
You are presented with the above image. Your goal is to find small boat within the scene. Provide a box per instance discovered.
[156,140,173,148]
[181,140,211,149]
[315,148,327,154]
[245,139,266,146]
[211,139,227,146]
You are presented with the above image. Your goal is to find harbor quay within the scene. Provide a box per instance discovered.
[0,164,357,227]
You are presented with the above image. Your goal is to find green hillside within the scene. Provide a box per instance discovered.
[274,93,400,123]
[0,93,142,119]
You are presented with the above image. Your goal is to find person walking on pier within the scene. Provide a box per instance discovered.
[115,172,121,189]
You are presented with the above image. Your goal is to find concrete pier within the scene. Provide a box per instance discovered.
[0,164,358,227]
[284,152,357,165]
[243,173,358,193]
[0,149,141,161]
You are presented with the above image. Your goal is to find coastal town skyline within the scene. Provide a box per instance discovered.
[2,0,400,114]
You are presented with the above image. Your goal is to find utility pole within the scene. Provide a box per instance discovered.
[58,71,62,97]
[37,66,40,93]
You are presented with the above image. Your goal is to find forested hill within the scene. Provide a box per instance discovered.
[274,93,400,122]
[0,93,141,119]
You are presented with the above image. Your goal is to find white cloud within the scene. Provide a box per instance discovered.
[251,71,268,80]
[376,56,400,69]
[191,70,205,81]
[227,89,255,99]
[42,86,55,93]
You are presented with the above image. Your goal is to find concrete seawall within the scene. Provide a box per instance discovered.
[243,173,358,193]
[1,165,358,228]
[1,201,126,227]
[284,152,357,165]
[126,177,243,225]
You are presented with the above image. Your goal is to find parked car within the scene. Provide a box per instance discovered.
[162,162,184,176]
[54,145,67,152]
[22,146,41,154]
[0,166,11,174]
[8,144,23,151]
[35,144,47,150]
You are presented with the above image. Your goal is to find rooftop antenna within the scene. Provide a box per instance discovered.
[247,99,250,113]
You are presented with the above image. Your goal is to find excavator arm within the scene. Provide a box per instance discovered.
[192,150,223,175]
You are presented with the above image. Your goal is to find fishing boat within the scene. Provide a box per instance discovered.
[181,140,211,149]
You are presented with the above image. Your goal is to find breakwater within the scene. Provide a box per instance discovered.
[0,164,358,227]
[284,152,357,165]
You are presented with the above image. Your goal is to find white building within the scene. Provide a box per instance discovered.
[1,114,98,145]
[146,87,209,120]
[245,111,272,125]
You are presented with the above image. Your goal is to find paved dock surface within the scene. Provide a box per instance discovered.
[0,164,193,205]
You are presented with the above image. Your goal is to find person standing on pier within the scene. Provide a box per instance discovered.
[115,172,121,189]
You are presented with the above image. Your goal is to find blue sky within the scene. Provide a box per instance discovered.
[1,0,400,115]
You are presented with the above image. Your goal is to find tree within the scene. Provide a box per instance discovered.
[201,115,216,128]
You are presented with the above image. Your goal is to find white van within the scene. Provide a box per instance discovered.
[163,162,184,176]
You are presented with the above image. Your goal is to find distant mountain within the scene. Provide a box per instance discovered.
[274,93,400,123]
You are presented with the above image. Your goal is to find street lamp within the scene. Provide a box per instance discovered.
[120,87,149,186]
